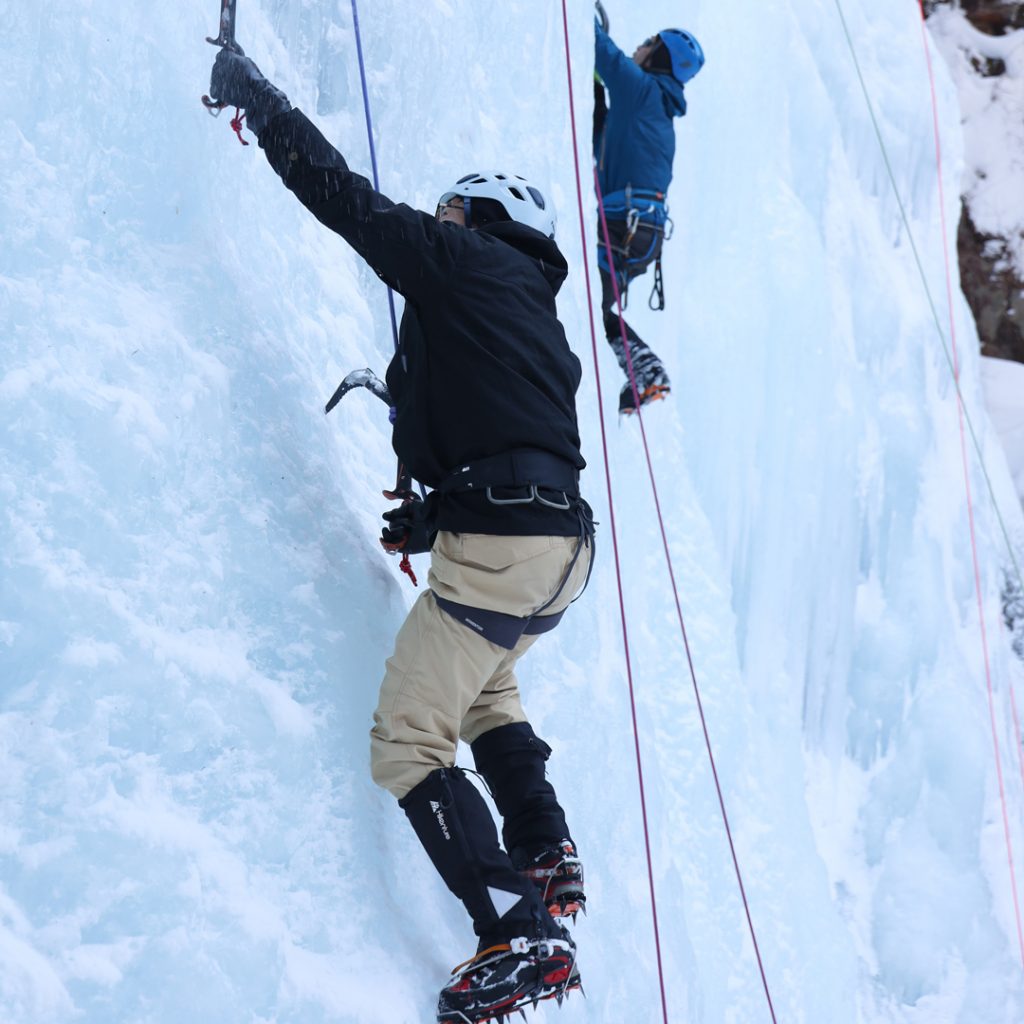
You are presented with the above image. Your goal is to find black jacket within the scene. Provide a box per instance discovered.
[259,109,586,536]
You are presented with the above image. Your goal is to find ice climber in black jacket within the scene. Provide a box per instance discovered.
[209,49,594,1024]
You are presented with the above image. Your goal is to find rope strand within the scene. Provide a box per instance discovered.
[594,162,779,1024]
[349,0,401,354]
[912,0,1024,968]
[561,6,778,1021]
[348,0,427,514]
[835,0,1024,967]
[558,6,670,1022]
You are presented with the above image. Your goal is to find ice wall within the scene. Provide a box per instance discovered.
[2,1,1024,1022]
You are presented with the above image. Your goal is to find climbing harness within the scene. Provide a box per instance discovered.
[437,450,581,510]
[596,185,673,311]
[433,450,597,649]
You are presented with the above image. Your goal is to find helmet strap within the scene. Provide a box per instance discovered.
[648,38,672,76]
[464,195,472,229]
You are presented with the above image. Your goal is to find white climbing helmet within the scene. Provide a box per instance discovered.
[437,171,556,239]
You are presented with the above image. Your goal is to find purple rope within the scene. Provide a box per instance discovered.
[348,0,424,500]
[349,0,401,354]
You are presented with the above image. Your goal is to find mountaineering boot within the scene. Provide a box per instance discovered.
[399,767,580,1023]
[437,927,581,1024]
[511,839,585,921]
[471,723,585,918]
[618,368,670,414]
[607,329,670,414]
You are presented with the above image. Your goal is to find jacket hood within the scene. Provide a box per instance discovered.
[653,72,687,117]
[482,221,569,296]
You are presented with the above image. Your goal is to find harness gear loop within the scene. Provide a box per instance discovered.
[437,449,581,503]
[600,185,670,311]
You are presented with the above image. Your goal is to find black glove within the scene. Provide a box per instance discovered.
[595,0,610,33]
[381,494,436,556]
[209,48,292,136]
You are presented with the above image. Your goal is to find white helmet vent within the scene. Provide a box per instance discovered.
[440,170,556,238]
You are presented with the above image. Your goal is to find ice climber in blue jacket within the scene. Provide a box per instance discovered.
[594,3,705,413]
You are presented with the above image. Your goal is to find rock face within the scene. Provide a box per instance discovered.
[928,0,1024,32]
[960,206,1024,361]
[923,0,1024,32]
[925,1,1024,363]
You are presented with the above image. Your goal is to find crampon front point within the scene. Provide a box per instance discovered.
[437,935,583,1024]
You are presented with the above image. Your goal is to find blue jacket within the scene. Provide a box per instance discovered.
[595,23,687,200]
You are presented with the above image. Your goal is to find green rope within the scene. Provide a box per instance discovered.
[833,0,1024,595]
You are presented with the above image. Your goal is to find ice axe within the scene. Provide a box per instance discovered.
[324,368,393,416]
[200,0,249,145]
[324,368,415,502]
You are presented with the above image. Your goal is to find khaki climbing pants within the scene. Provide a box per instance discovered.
[370,530,592,799]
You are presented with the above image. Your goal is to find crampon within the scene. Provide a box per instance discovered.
[516,840,586,921]
[436,933,582,1024]
[619,380,670,415]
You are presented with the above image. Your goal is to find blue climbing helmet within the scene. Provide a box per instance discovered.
[658,29,705,85]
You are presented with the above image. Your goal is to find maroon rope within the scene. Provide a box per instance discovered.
[560,5,779,1019]
[595,171,778,1021]
[559,4,670,1021]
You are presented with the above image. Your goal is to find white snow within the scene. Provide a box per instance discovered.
[982,356,1024,505]
[2,1,1024,1022]
[926,5,1024,278]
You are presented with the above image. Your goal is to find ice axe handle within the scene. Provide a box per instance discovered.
[206,0,239,51]
[201,0,240,113]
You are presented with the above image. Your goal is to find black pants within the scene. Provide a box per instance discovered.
[471,722,570,866]
[598,218,665,379]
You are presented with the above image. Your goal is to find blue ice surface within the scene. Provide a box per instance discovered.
[2,1,1023,1022]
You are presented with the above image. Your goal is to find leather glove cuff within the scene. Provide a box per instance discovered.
[380,496,436,556]
[244,79,292,136]
[209,49,292,136]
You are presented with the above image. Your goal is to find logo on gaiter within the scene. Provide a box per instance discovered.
[430,800,451,840]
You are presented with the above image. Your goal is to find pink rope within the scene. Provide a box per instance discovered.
[1011,687,1024,807]
[1004,628,1024,802]
[916,0,1024,968]
[561,5,777,1020]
